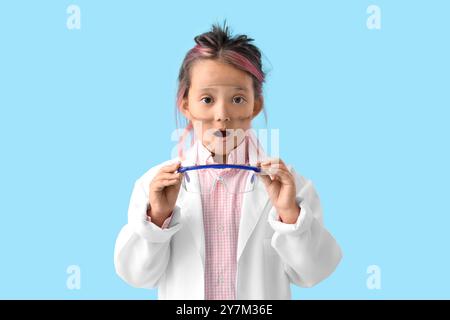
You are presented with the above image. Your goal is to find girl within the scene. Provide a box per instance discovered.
[114,22,342,300]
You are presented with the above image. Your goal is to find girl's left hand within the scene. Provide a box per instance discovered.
[258,158,300,224]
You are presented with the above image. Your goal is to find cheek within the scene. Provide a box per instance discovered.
[233,116,253,129]
[234,103,255,120]
[192,122,214,142]
[187,100,214,121]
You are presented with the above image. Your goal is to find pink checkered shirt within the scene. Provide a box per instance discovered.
[196,141,251,300]
[148,139,264,299]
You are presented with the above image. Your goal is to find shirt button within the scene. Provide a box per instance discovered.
[217,225,224,232]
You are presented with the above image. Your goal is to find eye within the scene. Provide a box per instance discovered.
[200,96,213,104]
[232,96,246,104]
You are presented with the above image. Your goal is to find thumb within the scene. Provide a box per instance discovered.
[259,174,272,187]
[257,161,272,187]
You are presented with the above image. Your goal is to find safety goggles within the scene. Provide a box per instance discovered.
[177,164,262,195]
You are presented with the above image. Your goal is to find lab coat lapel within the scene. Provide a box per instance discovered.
[178,143,205,267]
[237,181,268,262]
[237,133,270,262]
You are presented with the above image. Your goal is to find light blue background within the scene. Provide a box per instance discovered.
[1,0,449,299]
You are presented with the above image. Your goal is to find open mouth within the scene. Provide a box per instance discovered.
[213,129,230,138]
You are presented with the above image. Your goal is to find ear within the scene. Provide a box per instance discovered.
[180,97,191,120]
[252,96,264,119]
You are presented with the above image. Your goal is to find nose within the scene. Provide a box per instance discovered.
[214,102,231,122]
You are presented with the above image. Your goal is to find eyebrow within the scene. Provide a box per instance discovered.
[198,86,249,92]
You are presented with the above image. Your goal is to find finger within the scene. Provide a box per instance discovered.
[159,179,181,188]
[260,163,281,175]
[261,163,281,174]
[151,177,181,191]
[155,172,182,181]
[159,161,181,173]
[261,158,287,170]
[261,158,287,167]
[271,168,295,185]
[259,174,273,187]
[261,165,289,176]
[261,160,290,177]
[267,166,290,176]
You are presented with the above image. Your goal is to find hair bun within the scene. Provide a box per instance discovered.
[194,23,231,49]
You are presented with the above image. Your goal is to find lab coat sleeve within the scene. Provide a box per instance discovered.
[114,177,182,289]
[267,167,342,288]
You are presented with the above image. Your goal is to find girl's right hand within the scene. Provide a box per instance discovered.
[148,161,183,222]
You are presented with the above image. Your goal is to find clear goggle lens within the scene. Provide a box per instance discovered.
[179,165,260,195]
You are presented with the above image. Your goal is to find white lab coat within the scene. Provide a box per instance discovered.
[114,140,342,299]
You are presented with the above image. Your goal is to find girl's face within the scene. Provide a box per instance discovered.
[181,59,263,160]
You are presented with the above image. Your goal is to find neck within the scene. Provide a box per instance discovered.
[212,152,228,164]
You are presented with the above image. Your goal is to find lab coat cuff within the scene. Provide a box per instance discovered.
[133,207,181,243]
[146,211,173,229]
[268,199,313,235]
